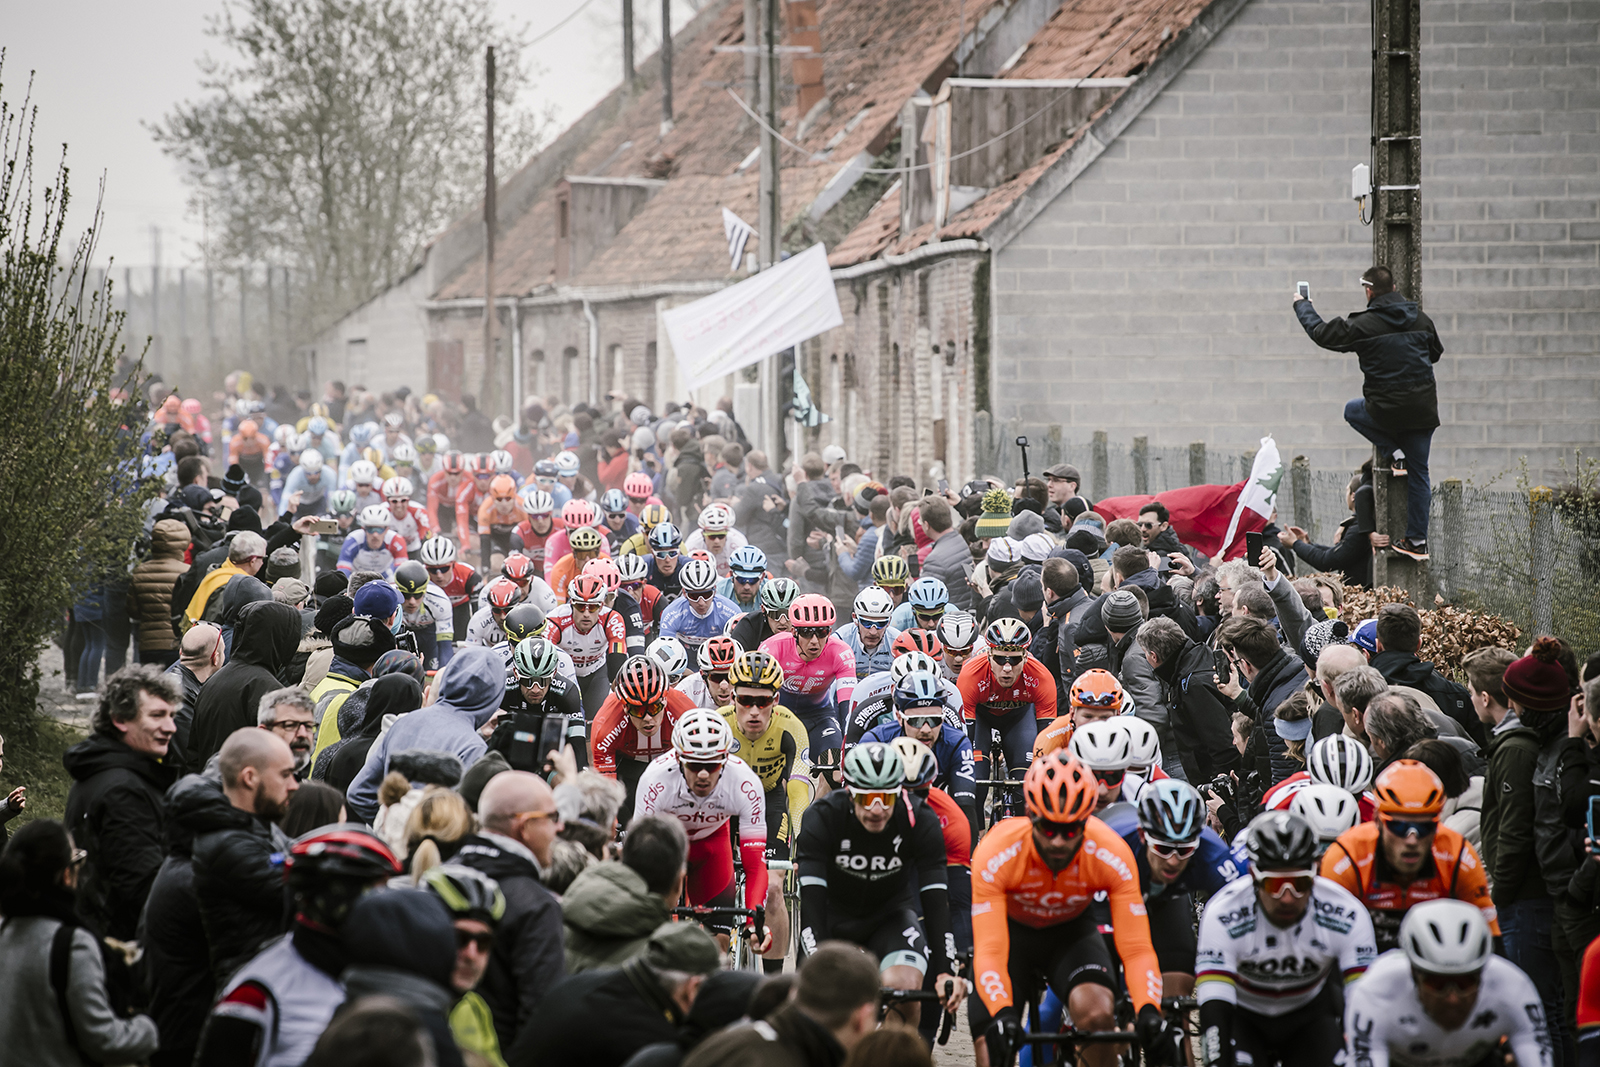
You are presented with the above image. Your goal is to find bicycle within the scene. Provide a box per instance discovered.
[1012,996,1199,1067]
[671,904,767,971]
[767,854,803,964]
[879,982,959,1044]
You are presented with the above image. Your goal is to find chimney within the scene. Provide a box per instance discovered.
[786,0,825,119]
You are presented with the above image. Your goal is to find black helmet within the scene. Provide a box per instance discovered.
[502,603,547,644]
[1244,810,1320,872]
[394,560,430,596]
[421,864,507,927]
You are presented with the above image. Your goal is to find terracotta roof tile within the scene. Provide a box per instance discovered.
[827,183,901,267]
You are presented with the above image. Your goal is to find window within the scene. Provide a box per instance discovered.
[558,198,569,239]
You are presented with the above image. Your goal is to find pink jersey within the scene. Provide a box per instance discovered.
[758,631,856,721]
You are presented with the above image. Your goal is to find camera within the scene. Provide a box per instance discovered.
[1199,775,1234,807]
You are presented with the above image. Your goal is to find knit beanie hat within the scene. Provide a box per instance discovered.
[314,572,350,600]
[975,488,1014,540]
[1503,636,1572,713]
[1102,589,1144,633]
[1013,571,1045,613]
[1301,618,1349,664]
[221,463,248,497]
[315,594,353,636]
[1008,510,1046,541]
[264,547,302,585]
[226,506,263,534]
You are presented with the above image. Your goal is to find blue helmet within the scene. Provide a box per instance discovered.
[893,670,946,713]
[349,421,377,447]
[907,576,949,612]
[648,522,682,552]
[1137,779,1204,846]
[600,488,630,514]
[729,544,768,579]
[308,416,329,437]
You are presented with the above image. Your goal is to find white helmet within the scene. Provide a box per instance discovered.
[891,651,941,682]
[358,504,392,528]
[673,709,734,763]
[555,450,580,476]
[678,557,717,593]
[888,736,939,789]
[519,486,554,516]
[390,443,418,466]
[274,424,297,447]
[1307,734,1374,794]
[488,449,514,473]
[697,503,734,533]
[1121,717,1162,772]
[419,538,457,566]
[938,609,978,651]
[1069,718,1134,772]
[647,636,689,679]
[382,476,414,499]
[1289,783,1361,843]
[1399,899,1493,976]
[853,587,895,623]
[616,553,651,583]
[299,449,324,472]
[348,460,378,486]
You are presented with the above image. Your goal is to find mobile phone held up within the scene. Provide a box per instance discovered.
[1296,281,1310,300]
[1588,795,1600,853]
[1245,531,1265,566]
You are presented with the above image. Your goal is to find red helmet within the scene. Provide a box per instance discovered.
[502,553,535,582]
[615,656,669,708]
[441,450,465,475]
[789,594,837,629]
[568,574,607,606]
[563,499,598,527]
[892,629,945,660]
[582,557,621,594]
[624,472,654,500]
[486,577,521,610]
[699,635,741,673]
[1023,752,1098,824]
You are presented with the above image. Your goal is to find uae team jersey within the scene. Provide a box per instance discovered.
[957,654,1059,721]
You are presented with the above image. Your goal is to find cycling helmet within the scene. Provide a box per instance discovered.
[1373,759,1446,818]
[421,863,507,926]
[648,522,682,552]
[300,449,324,472]
[329,489,359,515]
[891,629,944,659]
[760,577,800,613]
[555,450,581,477]
[568,574,607,606]
[490,474,517,500]
[293,431,315,455]
[1023,752,1097,823]
[383,412,405,429]
[441,450,465,475]
[519,487,555,516]
[1138,780,1205,846]
[419,537,456,566]
[697,503,734,533]
[729,545,767,579]
[985,617,1032,651]
[286,824,401,882]
[532,458,559,479]
[503,605,548,644]
[390,443,418,466]
[1070,669,1125,710]
[600,488,630,515]
[890,737,939,790]
[466,454,490,477]
[894,670,947,713]
[730,650,784,690]
[938,610,978,652]
[348,460,378,485]
[624,472,654,499]
[872,554,909,589]
[1068,718,1134,771]
[906,577,949,612]
[789,594,836,629]
[673,709,734,762]
[679,557,718,593]
[1289,784,1361,843]
[563,500,598,528]
[349,423,377,447]
[1307,734,1375,795]
[1399,899,1493,976]
[512,636,561,681]
[358,504,391,529]
[616,655,670,707]
[698,635,741,673]
[489,449,515,473]
[486,577,522,610]
[1122,717,1162,771]
[1243,810,1320,871]
[891,651,941,683]
[841,742,905,791]
[308,415,329,437]
[394,561,430,596]
[637,502,669,530]
[415,435,438,455]
[582,557,621,594]
[645,637,689,680]
[616,554,651,583]
[382,476,414,499]
[502,553,535,583]
[853,587,895,623]
[568,527,603,553]
[275,424,298,448]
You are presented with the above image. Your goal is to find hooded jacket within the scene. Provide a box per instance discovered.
[1370,648,1483,748]
[184,559,247,625]
[338,890,466,1067]
[187,776,289,981]
[344,645,501,821]
[63,731,179,940]
[186,600,303,768]
[129,519,191,653]
[315,674,424,794]
[562,861,673,974]
[217,574,272,659]
[1153,640,1240,781]
[680,1001,847,1067]
[1295,290,1444,430]
[1246,650,1310,785]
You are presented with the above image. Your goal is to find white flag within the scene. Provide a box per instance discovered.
[792,360,831,427]
[721,207,755,272]
[1221,435,1284,550]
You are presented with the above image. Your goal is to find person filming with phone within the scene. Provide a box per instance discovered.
[1292,266,1442,564]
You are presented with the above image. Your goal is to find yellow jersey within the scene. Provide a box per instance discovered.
[719,703,813,841]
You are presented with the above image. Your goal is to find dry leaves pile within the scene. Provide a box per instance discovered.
[1338,586,1524,677]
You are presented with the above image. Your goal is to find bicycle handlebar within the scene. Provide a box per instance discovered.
[672,905,767,943]
[879,983,959,1045]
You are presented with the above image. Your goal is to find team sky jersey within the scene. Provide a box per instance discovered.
[834,622,901,680]
[635,750,768,912]
[336,529,408,576]
[1319,822,1499,951]
[860,721,977,807]
[385,502,434,551]
[646,557,682,598]
[971,815,1162,1014]
[546,605,628,678]
[1195,874,1376,1016]
[435,561,483,608]
[589,689,698,776]
[719,704,813,840]
[845,670,965,743]
[1345,951,1551,1067]
[602,514,641,555]
[1101,806,1250,900]
[923,786,972,867]
[658,595,743,654]
[488,676,588,773]
[761,632,857,723]
[958,654,1059,721]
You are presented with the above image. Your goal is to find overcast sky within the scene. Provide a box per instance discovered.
[4,0,688,268]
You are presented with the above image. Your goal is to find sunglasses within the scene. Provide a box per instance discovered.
[733,575,762,584]
[858,618,888,629]
[1253,870,1316,899]
[705,533,727,541]
[653,550,680,561]
[903,714,943,730]
[627,702,666,719]
[426,565,453,576]
[1149,841,1199,860]
[683,760,724,776]
[1031,817,1086,840]
[621,580,644,591]
[1093,769,1125,787]
[1136,521,1158,530]
[796,626,830,640]
[515,673,554,686]
[1075,691,1121,708]
[1383,818,1438,839]
[455,929,495,953]
[735,692,776,708]
[850,789,897,808]
[991,653,1026,667]
[1415,969,1482,994]
[684,589,713,600]
[705,672,730,685]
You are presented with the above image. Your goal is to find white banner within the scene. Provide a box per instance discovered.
[1221,434,1284,549]
[662,243,843,392]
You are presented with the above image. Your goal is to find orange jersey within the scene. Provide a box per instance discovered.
[971,815,1161,1014]
[958,654,1059,722]
[590,688,698,777]
[477,496,528,532]
[1034,715,1073,758]
[1319,821,1500,948]
[456,478,490,543]
[426,469,464,532]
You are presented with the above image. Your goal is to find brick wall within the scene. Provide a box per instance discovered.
[993,0,1599,484]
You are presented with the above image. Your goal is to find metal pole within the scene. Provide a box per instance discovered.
[660,0,674,132]
[742,0,758,128]
[758,0,782,462]
[151,226,162,373]
[481,47,498,414]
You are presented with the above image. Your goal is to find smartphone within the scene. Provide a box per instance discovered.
[539,716,569,773]
[1246,531,1265,565]
[308,518,341,535]
[938,478,949,493]
[1213,648,1233,680]
[1296,281,1310,300]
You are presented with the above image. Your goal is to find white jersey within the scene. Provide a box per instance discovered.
[491,639,577,683]
[400,581,455,643]
[476,575,557,616]
[1345,952,1551,1067]
[849,669,965,724]
[385,501,430,552]
[675,672,721,709]
[547,604,627,679]
[1196,874,1376,1016]
[635,750,766,844]
[682,527,749,578]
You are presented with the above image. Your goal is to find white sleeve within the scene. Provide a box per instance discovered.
[427,587,453,641]
[556,650,578,682]
[1337,897,1379,981]
[734,761,767,844]
[1194,896,1239,1006]
[1342,982,1391,1067]
[635,759,670,817]
[527,578,558,615]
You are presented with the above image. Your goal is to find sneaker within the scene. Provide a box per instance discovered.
[1390,453,1407,476]
[1391,538,1429,562]
[76,691,98,701]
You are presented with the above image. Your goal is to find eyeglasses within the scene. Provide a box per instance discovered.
[991,653,1026,667]
[1093,768,1125,787]
[1252,869,1316,899]
[903,714,943,730]
[1415,969,1482,995]
[513,809,559,824]
[735,692,776,708]
[1030,817,1085,840]
[268,719,317,735]
[849,789,897,808]
[1149,840,1199,860]
[684,589,713,601]
[627,702,666,719]
[1383,818,1439,840]
[705,672,730,686]
[683,760,724,776]
[857,617,888,629]
[1136,521,1158,530]
[796,626,830,640]
[455,929,495,953]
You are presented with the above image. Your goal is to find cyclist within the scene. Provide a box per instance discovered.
[475,474,528,570]
[337,421,375,475]
[658,557,741,656]
[426,450,467,537]
[727,576,798,651]
[487,636,588,773]
[584,557,646,655]
[890,735,972,950]
[548,527,605,604]
[529,457,569,509]
[891,575,949,634]
[314,488,361,575]
[454,455,494,555]
[617,501,670,558]
[338,504,408,577]
[1288,784,1361,855]
[490,551,558,616]
[387,443,421,489]
[970,751,1168,1067]
[623,471,660,513]
[645,522,685,598]
[344,459,384,512]
[846,648,966,744]
[591,656,697,821]
[544,500,610,582]
[635,709,772,950]
[836,587,901,680]
[420,536,482,642]
[677,634,740,709]
[1345,899,1551,1067]
[646,635,691,687]
[598,488,639,554]
[1319,759,1499,953]
[495,604,577,681]
[381,476,433,552]
[1305,733,1376,820]
[1068,717,1136,815]
[279,448,330,519]
[511,487,560,570]
[372,411,413,464]
[716,544,769,611]
[616,553,662,633]
[553,449,589,503]
[682,502,748,577]
[959,617,1057,810]
[546,573,629,718]
[761,595,857,785]
[937,609,983,684]
[1195,811,1377,1067]
[418,864,510,1067]
[486,447,520,484]
[1121,717,1168,803]
[872,554,910,612]
[861,669,979,843]
[796,742,963,1030]
[465,577,523,648]
[393,560,454,672]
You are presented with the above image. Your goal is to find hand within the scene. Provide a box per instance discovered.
[986,1008,1024,1067]
[746,919,775,954]
[548,743,579,784]
[806,529,830,548]
[4,786,24,814]
[1368,532,1391,550]
[1277,527,1297,546]
[784,558,810,577]
[837,534,857,555]
[762,494,784,512]
[1168,553,1195,577]
[291,515,321,535]
[1257,545,1278,582]
[1292,289,1308,304]
[1218,660,1243,699]
[1136,1004,1166,1050]
[936,973,967,1014]
[1570,696,1590,741]
[283,490,302,511]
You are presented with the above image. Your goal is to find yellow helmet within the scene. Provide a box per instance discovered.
[730,650,784,690]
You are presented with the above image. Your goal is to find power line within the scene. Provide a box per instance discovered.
[530,0,600,45]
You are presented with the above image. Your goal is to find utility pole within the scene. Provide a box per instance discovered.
[742,0,758,129]
[481,46,498,415]
[151,226,162,372]
[622,0,635,91]
[660,0,674,133]
[757,0,785,467]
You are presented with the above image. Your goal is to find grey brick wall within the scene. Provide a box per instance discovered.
[994,0,1600,485]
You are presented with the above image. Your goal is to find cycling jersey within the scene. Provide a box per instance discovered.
[760,631,857,732]
[720,703,813,842]
[488,675,588,773]
[612,590,648,653]
[635,751,768,913]
[1195,874,1376,1016]
[727,610,778,653]
[511,517,562,570]
[1261,771,1313,811]
[646,557,682,598]
[675,672,722,709]
[487,638,577,683]
[923,786,972,867]
[658,595,743,654]
[455,479,492,543]
[336,529,408,577]
[1345,951,1551,1067]
[1034,714,1073,758]
[425,470,464,534]
[682,527,749,577]
[399,582,455,672]
[714,574,764,613]
[385,501,434,552]
[835,622,901,680]
[200,934,341,1067]
[957,654,1058,721]
[971,815,1162,1014]
[541,528,612,581]
[602,514,640,555]
[435,561,483,608]
[845,670,966,743]
[1319,822,1499,952]
[589,689,698,777]
[546,604,628,678]
[1101,805,1250,900]
[1580,937,1600,1067]
[860,721,977,809]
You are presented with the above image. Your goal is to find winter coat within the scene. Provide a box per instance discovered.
[164,660,204,770]
[787,481,854,562]
[339,890,467,1067]
[1145,525,1202,566]
[1295,290,1444,430]
[128,519,191,653]
[1371,649,1484,749]
[1291,514,1374,591]
[185,599,303,768]
[1443,776,1483,852]
[1154,640,1240,782]
[922,529,975,611]
[732,472,789,561]
[315,674,424,795]
[63,731,178,940]
[516,958,682,1067]
[1533,723,1584,900]
[562,861,673,974]
[1117,569,1200,641]
[681,1001,847,1067]
[216,574,272,659]
[186,776,289,980]
[1246,650,1310,786]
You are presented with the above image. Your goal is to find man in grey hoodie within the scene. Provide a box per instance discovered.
[344,644,501,820]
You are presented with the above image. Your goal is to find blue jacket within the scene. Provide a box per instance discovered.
[838,526,882,587]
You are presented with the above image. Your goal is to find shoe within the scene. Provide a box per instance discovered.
[76,691,98,701]
[1390,453,1407,476]
[1391,538,1429,562]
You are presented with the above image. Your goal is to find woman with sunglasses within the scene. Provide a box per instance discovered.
[1195,811,1376,1067]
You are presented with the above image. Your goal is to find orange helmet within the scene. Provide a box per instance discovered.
[1070,669,1124,711]
[568,574,607,606]
[1023,752,1098,824]
[615,656,669,707]
[892,629,945,660]
[1373,759,1445,818]
[490,474,517,500]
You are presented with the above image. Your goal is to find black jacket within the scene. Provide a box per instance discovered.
[732,472,790,561]
[513,958,680,1067]
[1296,291,1444,430]
[680,1001,847,1067]
[453,833,568,1055]
[164,660,205,773]
[1291,516,1373,591]
[1247,651,1310,786]
[1370,649,1484,748]
[63,732,178,940]
[1146,525,1202,565]
[187,777,288,980]
[186,600,303,767]
[1154,641,1241,781]
[318,674,425,795]
[141,775,220,1065]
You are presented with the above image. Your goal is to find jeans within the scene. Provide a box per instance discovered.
[1501,896,1572,1067]
[1343,398,1433,541]
[77,622,107,694]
